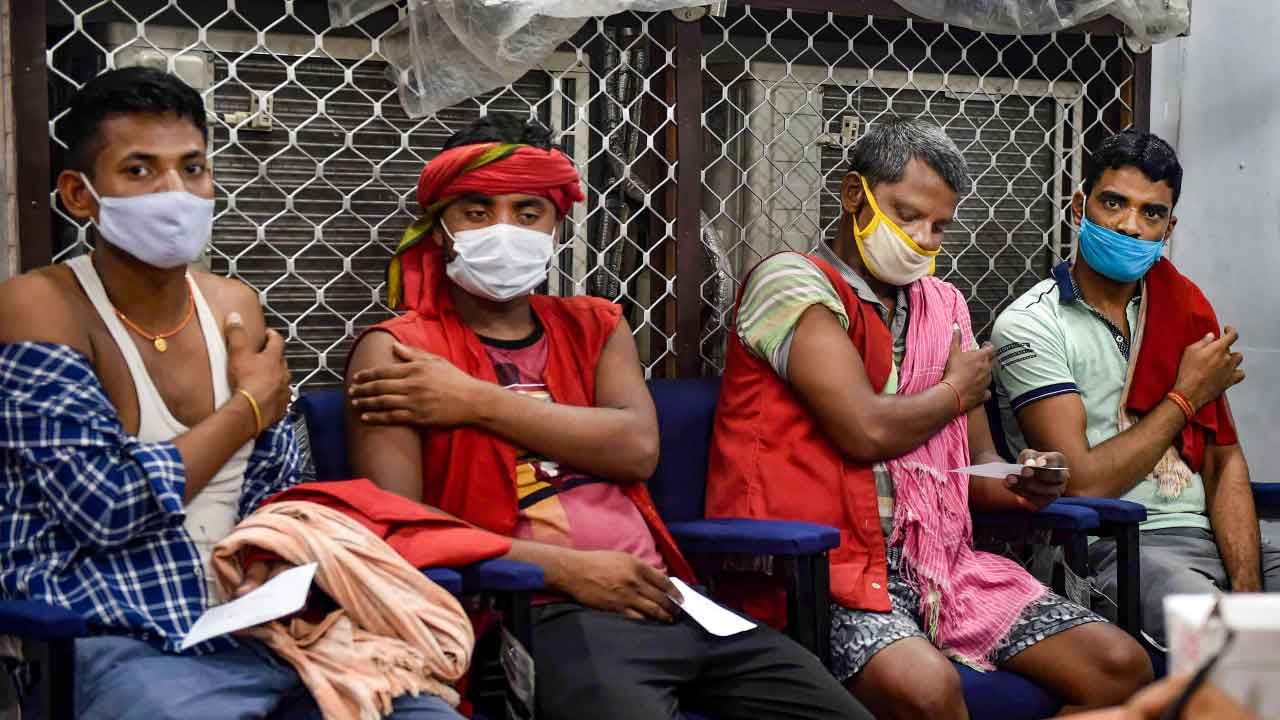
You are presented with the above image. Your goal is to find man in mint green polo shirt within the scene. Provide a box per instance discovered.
[992,130,1280,647]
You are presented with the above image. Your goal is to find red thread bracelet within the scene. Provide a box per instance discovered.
[1166,390,1195,421]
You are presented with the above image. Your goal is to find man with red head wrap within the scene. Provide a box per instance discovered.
[345,116,870,720]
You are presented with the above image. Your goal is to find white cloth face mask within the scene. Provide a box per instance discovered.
[82,173,213,269]
[443,222,555,302]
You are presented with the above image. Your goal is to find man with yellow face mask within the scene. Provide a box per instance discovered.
[705,117,1152,718]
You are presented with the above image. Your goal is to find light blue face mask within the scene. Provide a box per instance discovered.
[1077,214,1165,282]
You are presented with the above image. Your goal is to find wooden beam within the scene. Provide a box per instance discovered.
[10,0,51,271]
[1131,49,1153,132]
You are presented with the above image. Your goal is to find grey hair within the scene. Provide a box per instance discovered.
[848,117,971,196]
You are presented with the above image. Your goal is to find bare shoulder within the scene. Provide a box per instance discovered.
[0,266,90,351]
[346,329,398,381]
[192,272,260,314]
[191,272,265,338]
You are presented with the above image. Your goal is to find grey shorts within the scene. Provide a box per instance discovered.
[829,548,1103,680]
[1089,526,1280,646]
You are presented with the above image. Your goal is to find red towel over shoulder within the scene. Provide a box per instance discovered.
[1125,259,1239,470]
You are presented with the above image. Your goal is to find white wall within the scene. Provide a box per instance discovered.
[1150,5,1280,463]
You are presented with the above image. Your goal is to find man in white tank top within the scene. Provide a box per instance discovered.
[0,68,461,720]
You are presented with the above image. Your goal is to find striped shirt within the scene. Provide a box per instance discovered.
[735,245,909,535]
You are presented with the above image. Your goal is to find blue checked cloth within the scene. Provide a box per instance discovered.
[0,342,301,653]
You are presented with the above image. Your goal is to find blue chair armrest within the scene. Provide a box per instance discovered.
[0,599,88,639]
[666,518,840,556]
[972,501,1100,532]
[1056,496,1147,524]
[1252,482,1280,509]
[423,568,464,596]
[458,558,545,594]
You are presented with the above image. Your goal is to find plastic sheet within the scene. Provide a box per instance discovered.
[891,0,1190,45]
[327,0,396,27]
[330,0,707,117]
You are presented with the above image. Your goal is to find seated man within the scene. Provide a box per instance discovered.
[992,130,1279,646]
[346,115,872,720]
[705,117,1152,719]
[0,68,460,720]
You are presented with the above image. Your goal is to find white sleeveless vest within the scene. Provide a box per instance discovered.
[67,255,248,605]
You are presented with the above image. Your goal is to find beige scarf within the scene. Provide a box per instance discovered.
[1117,288,1195,499]
[212,501,473,720]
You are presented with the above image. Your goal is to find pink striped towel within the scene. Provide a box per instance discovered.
[888,276,1046,669]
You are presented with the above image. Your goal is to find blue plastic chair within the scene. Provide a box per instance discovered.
[648,376,1113,720]
[1254,482,1280,520]
[647,377,841,661]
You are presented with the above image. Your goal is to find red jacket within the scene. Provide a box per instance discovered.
[361,245,695,583]
[706,253,894,626]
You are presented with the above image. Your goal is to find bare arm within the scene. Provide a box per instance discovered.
[345,331,427,499]
[349,318,659,484]
[172,393,262,501]
[966,405,1069,511]
[1202,434,1261,591]
[176,281,286,502]
[344,344,570,589]
[469,318,658,483]
[1017,392,1188,498]
[786,304,990,463]
[787,305,957,463]
[966,406,1026,511]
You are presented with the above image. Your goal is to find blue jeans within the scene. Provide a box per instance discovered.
[74,635,463,720]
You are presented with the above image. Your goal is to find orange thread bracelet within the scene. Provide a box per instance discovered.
[938,380,964,416]
[1166,390,1195,421]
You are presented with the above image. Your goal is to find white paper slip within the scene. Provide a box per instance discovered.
[669,577,757,637]
[180,562,318,651]
[950,462,1066,478]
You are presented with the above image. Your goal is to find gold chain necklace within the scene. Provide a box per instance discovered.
[113,281,196,353]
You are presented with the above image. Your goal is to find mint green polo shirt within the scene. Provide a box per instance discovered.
[991,263,1209,532]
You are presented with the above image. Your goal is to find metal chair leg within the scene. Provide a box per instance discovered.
[1114,523,1142,638]
[25,638,75,720]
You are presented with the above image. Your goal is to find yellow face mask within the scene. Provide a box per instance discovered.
[852,175,939,286]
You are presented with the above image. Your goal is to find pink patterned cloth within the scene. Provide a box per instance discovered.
[888,276,1046,669]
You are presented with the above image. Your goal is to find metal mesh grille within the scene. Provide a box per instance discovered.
[44,2,1136,386]
[699,6,1135,371]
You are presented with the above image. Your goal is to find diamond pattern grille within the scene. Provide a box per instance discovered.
[44,2,1136,385]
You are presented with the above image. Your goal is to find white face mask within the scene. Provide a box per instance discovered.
[82,174,214,270]
[852,176,938,287]
[443,222,555,302]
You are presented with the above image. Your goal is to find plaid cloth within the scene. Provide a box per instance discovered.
[0,342,301,653]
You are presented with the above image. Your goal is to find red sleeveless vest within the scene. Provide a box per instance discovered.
[706,253,894,624]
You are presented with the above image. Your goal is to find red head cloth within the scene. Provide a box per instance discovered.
[387,142,585,309]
